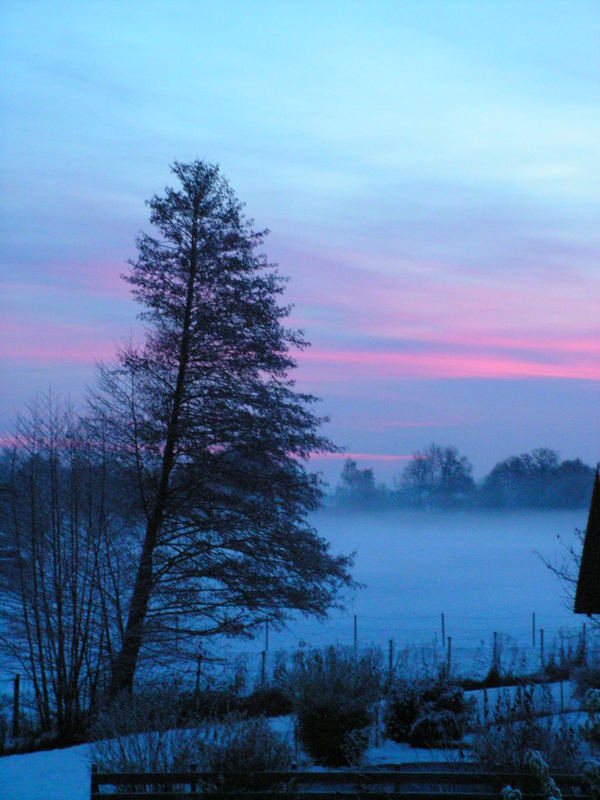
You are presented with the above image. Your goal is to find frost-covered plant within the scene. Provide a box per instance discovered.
[582,759,600,799]
[384,676,475,747]
[292,646,380,766]
[384,680,421,742]
[288,645,382,704]
[90,687,202,779]
[580,689,600,749]
[525,749,562,800]
[501,786,523,800]
[91,713,292,791]
[472,685,583,772]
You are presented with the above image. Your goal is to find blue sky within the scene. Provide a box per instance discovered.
[1,0,599,482]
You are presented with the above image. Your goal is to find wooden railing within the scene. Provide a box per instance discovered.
[90,763,591,799]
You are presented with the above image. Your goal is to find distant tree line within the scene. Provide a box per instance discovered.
[332,445,595,511]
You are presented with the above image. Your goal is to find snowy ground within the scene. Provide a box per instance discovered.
[0,509,593,799]
[1,692,589,800]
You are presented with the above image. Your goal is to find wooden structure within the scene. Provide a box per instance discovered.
[90,764,591,799]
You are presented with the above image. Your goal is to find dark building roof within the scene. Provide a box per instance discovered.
[574,466,600,615]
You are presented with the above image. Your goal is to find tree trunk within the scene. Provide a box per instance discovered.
[109,197,200,696]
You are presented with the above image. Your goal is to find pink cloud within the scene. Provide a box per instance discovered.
[297,346,600,381]
[310,451,413,461]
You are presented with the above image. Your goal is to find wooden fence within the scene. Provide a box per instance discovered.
[90,764,591,798]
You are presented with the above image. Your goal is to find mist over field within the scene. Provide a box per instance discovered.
[230,508,587,668]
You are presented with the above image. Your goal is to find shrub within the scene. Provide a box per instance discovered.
[409,708,463,747]
[472,684,584,772]
[384,680,421,742]
[91,707,292,792]
[205,716,293,791]
[240,686,293,718]
[297,697,371,766]
[292,646,380,766]
[574,653,600,701]
[180,687,243,720]
[384,676,474,747]
[580,689,600,749]
[89,687,201,780]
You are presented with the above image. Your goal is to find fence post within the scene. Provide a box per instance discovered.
[91,764,98,796]
[441,612,445,646]
[194,653,202,712]
[261,650,266,685]
[12,674,20,739]
[388,639,394,684]
[190,763,197,794]
[447,636,452,674]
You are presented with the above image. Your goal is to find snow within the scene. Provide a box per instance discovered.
[0,718,466,799]
[0,743,92,800]
[0,509,593,799]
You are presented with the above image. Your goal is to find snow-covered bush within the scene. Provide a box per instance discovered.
[291,646,380,766]
[384,676,475,747]
[383,680,421,742]
[524,749,562,800]
[472,684,583,772]
[582,760,600,798]
[575,655,600,701]
[91,713,292,791]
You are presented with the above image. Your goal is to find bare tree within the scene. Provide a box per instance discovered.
[398,444,474,508]
[0,396,133,738]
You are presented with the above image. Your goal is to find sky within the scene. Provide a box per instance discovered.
[1,0,599,484]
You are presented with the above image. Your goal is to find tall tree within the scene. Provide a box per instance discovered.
[91,161,353,695]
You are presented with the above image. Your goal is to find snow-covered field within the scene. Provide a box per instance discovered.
[223,509,589,676]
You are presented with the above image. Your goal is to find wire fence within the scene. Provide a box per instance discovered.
[2,611,597,732]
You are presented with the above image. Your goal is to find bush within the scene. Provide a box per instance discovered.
[91,704,292,792]
[89,687,201,780]
[409,708,463,747]
[384,681,421,742]
[384,676,474,747]
[180,687,243,720]
[297,697,371,766]
[205,716,293,791]
[239,686,293,718]
[574,653,600,701]
[292,646,380,766]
